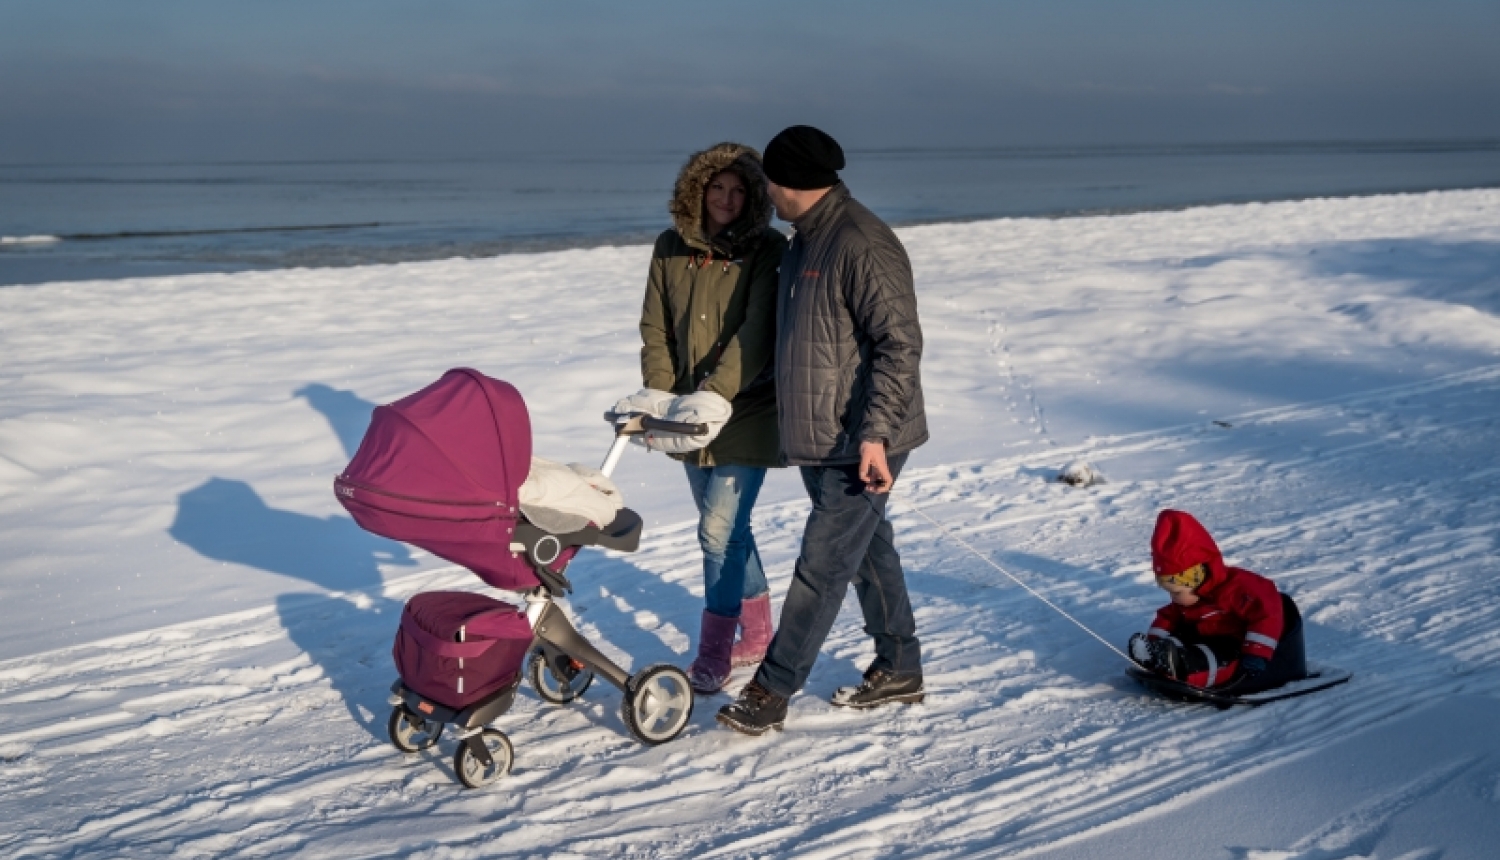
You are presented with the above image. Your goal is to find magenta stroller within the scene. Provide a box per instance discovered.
[335,368,703,788]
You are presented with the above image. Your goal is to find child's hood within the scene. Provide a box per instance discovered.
[1151,510,1228,592]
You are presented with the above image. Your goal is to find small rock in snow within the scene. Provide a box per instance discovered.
[1057,461,1105,487]
[0,742,33,762]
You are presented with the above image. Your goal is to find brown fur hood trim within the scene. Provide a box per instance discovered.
[669,142,774,254]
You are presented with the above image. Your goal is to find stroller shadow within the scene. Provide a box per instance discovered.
[169,476,418,740]
[167,382,417,741]
[171,379,777,744]
[275,592,403,740]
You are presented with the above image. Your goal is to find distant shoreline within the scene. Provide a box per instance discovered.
[4,181,1498,288]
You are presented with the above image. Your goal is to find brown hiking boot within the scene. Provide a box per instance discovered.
[716,679,787,735]
[830,667,925,709]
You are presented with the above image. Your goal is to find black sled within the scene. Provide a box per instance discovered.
[1127,660,1352,709]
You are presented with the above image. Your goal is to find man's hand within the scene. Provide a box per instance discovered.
[859,440,893,494]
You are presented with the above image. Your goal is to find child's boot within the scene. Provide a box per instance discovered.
[1128,633,1153,666]
[1130,632,1186,679]
[1147,638,1189,681]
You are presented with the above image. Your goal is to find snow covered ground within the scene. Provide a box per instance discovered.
[2,189,1499,858]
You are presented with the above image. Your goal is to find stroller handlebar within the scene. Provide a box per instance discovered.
[602,411,710,437]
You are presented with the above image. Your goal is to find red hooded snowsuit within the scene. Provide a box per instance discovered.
[1148,510,1284,685]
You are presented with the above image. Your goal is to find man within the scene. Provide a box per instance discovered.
[717,125,929,735]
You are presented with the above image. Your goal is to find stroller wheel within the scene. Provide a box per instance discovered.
[528,650,595,705]
[454,729,514,789]
[388,706,443,753]
[622,664,694,745]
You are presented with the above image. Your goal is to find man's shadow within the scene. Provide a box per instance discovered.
[170,385,417,739]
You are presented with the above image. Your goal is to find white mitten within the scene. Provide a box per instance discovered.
[566,463,623,510]
[643,391,732,454]
[611,388,675,419]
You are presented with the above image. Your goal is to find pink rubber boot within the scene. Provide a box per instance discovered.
[687,610,737,694]
[730,593,774,668]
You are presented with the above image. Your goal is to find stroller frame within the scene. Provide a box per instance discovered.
[382,411,710,788]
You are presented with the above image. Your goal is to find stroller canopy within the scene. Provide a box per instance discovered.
[336,368,537,589]
[344,368,530,508]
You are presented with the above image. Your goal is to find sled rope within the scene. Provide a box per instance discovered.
[901,499,1136,665]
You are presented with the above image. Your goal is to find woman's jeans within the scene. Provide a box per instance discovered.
[683,463,769,618]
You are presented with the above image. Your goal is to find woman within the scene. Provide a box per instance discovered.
[637,142,787,693]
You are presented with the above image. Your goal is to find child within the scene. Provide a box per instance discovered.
[1129,509,1306,693]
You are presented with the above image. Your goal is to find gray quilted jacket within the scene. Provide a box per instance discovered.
[775,184,928,466]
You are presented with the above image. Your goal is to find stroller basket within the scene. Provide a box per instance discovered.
[394,591,532,709]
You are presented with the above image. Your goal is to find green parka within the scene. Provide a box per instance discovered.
[639,143,788,468]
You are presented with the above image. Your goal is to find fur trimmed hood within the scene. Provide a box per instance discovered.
[669,142,774,255]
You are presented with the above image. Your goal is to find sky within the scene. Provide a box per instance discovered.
[1,0,1498,163]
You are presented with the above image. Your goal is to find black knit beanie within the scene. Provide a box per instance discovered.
[763,125,845,190]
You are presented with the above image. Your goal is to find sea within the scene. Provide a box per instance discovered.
[2,140,1498,287]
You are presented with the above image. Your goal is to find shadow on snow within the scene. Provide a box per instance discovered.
[169,385,412,738]
[295,382,378,460]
